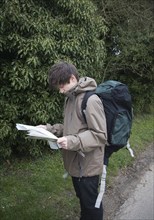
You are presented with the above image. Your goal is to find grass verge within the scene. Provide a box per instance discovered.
[0,113,153,220]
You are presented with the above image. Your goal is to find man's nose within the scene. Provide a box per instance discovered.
[59,88,64,93]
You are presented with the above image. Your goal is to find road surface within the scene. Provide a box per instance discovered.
[114,163,154,220]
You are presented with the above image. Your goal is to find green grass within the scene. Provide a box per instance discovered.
[0,113,153,220]
[0,152,80,220]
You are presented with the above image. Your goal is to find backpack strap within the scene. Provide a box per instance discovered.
[95,164,107,208]
[82,91,107,208]
[81,91,95,123]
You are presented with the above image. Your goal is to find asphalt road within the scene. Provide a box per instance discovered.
[114,163,154,220]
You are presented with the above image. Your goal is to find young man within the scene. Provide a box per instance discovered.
[39,61,107,220]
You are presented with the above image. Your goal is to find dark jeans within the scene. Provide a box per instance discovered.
[72,175,103,220]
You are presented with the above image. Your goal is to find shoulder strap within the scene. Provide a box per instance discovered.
[81,91,95,123]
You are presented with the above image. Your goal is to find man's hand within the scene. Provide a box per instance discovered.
[57,137,68,149]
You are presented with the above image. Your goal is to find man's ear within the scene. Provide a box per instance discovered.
[70,74,77,82]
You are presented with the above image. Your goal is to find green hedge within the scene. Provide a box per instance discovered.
[0,0,107,158]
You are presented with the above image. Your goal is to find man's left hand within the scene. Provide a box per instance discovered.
[57,137,68,149]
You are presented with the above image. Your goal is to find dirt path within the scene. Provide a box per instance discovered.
[103,143,154,220]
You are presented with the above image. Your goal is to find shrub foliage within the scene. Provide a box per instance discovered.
[0,0,107,158]
[1,0,153,159]
[93,0,154,112]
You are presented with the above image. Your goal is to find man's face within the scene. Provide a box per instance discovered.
[58,75,77,94]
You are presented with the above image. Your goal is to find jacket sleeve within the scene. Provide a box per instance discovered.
[66,95,107,152]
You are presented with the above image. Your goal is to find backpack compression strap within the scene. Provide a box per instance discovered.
[81,91,95,123]
[95,165,107,208]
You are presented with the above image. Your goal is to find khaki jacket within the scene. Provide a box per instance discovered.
[47,77,107,177]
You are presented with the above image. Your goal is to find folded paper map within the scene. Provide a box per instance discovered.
[16,123,60,149]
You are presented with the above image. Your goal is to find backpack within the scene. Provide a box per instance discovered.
[81,80,133,164]
[81,80,134,208]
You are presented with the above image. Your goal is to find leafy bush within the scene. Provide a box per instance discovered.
[93,0,154,112]
[0,0,107,158]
